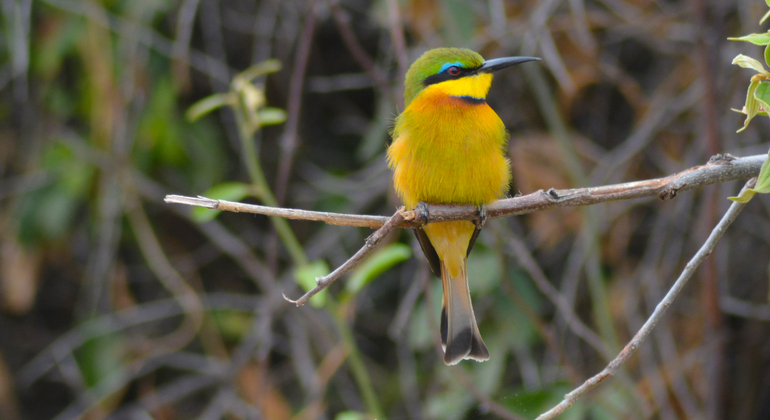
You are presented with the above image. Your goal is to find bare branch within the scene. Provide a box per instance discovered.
[282,207,408,306]
[164,154,766,309]
[165,153,766,229]
[164,194,390,228]
[534,178,756,420]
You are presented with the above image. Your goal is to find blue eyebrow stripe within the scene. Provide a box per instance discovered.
[439,62,464,73]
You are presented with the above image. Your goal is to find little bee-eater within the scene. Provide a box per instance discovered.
[388,48,539,365]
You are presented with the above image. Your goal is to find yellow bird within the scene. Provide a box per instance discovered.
[388,48,539,365]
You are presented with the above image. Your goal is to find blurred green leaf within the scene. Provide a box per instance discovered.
[258,107,288,126]
[471,331,508,394]
[729,33,770,46]
[737,80,761,133]
[409,281,443,351]
[237,59,282,83]
[136,78,187,167]
[501,384,586,419]
[32,17,81,80]
[191,182,252,222]
[186,93,234,122]
[182,116,227,191]
[426,381,473,420]
[732,54,770,75]
[211,310,253,341]
[762,9,770,25]
[42,141,95,196]
[294,260,330,307]
[74,332,125,388]
[33,189,79,241]
[409,301,433,351]
[467,248,501,295]
[346,243,411,294]
[442,0,475,45]
[334,411,367,420]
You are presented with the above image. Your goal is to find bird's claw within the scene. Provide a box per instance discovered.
[414,201,430,226]
[474,205,487,229]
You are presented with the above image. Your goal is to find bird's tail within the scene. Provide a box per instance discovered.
[440,254,489,365]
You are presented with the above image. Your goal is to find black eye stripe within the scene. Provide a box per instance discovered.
[422,66,479,86]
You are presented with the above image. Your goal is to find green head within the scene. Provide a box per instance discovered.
[402,48,540,106]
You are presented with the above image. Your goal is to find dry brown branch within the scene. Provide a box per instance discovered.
[165,153,765,229]
[165,153,765,308]
[534,178,756,420]
[283,207,409,306]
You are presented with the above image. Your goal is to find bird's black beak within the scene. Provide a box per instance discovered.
[478,56,540,73]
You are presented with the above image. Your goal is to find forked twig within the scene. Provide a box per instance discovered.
[534,178,756,420]
[166,153,765,228]
[282,207,410,306]
[164,154,765,307]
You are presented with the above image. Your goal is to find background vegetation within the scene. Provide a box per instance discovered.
[2,0,770,419]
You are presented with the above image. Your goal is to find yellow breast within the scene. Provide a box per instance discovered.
[387,76,511,209]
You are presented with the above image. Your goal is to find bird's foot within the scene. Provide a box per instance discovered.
[474,205,487,229]
[414,201,430,226]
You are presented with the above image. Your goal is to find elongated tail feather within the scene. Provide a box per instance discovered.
[441,259,489,365]
[424,221,489,365]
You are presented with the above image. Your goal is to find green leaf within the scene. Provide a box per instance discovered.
[74,333,125,388]
[728,188,757,203]
[191,182,252,222]
[294,260,330,307]
[237,59,282,83]
[211,310,252,341]
[185,93,234,122]
[334,412,367,420]
[732,54,770,75]
[500,384,586,418]
[728,33,770,46]
[755,81,770,112]
[728,151,770,202]
[765,44,770,68]
[766,0,770,7]
[737,80,761,133]
[762,9,770,25]
[754,154,770,194]
[467,249,501,295]
[346,243,411,294]
[258,107,288,126]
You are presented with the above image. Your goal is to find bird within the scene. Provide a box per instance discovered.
[387,48,539,365]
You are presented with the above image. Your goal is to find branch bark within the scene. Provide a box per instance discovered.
[166,153,765,229]
[534,178,756,420]
[164,153,765,307]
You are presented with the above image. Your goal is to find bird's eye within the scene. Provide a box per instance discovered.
[447,66,460,76]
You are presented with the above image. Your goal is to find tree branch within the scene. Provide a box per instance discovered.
[282,207,409,306]
[166,153,765,229]
[534,178,756,420]
[164,153,765,307]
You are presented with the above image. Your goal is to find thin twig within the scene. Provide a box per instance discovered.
[166,153,766,229]
[326,0,396,103]
[164,193,389,228]
[534,178,756,420]
[282,207,407,306]
[274,0,318,205]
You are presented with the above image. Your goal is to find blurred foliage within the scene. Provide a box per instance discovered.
[2,0,770,419]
